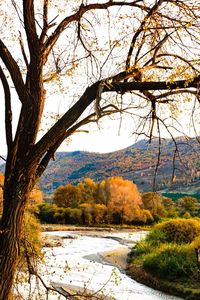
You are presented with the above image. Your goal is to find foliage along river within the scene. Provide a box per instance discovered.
[19,230,183,299]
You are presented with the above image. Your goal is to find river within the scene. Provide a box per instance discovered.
[17,230,183,300]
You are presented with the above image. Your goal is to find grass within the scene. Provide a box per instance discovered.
[127,218,200,300]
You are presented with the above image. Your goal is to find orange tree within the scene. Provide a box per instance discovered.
[0,1,200,298]
[106,176,142,224]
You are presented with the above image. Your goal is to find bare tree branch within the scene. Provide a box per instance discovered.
[19,31,29,69]
[0,40,28,102]
[0,155,6,162]
[126,0,165,71]
[23,0,39,56]
[0,66,13,150]
[40,0,49,44]
[42,1,152,60]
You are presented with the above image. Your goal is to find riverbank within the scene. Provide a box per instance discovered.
[42,226,189,299]
[84,244,192,300]
[125,218,200,300]
[86,243,193,299]
[42,228,135,270]
[41,224,150,232]
[126,262,200,300]
[99,245,200,300]
[84,247,130,271]
[42,226,184,298]
[100,247,130,269]
[41,229,183,300]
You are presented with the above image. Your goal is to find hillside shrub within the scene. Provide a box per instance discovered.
[142,244,197,280]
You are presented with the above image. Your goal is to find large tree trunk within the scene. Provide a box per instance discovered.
[0,178,29,300]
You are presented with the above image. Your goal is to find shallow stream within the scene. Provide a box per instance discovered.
[18,230,183,299]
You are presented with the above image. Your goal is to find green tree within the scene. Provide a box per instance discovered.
[142,192,166,219]
[0,1,200,298]
[78,178,98,204]
[178,196,198,216]
[161,196,178,218]
[54,184,82,208]
[93,204,108,224]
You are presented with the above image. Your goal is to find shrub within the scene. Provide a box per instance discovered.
[19,212,43,272]
[53,207,66,224]
[155,218,200,244]
[69,208,82,224]
[182,211,191,219]
[38,203,57,223]
[143,244,197,280]
[134,240,152,256]
[145,228,167,247]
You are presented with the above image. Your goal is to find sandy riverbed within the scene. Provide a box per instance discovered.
[42,228,139,271]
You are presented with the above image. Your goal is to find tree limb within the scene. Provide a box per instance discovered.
[42,1,152,60]
[40,0,49,44]
[0,39,28,102]
[33,71,200,165]
[125,0,165,71]
[0,155,6,162]
[0,66,13,150]
[35,104,119,179]
[23,0,39,57]
[19,31,29,69]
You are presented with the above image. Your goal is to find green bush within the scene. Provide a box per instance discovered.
[134,240,152,256]
[69,208,82,224]
[143,244,197,280]
[38,203,58,223]
[155,218,200,244]
[145,228,167,247]
[53,207,66,224]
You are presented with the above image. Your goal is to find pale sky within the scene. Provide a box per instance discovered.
[0,1,200,156]
[0,81,199,156]
[0,90,137,155]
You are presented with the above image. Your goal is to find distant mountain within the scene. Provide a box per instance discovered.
[39,137,200,195]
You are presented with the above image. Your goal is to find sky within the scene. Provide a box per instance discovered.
[0,1,199,157]
[0,95,137,155]
[58,120,137,153]
[0,75,199,156]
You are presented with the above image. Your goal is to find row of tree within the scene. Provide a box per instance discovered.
[1,173,198,225]
[38,177,199,225]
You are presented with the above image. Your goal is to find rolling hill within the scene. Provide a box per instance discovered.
[39,137,200,196]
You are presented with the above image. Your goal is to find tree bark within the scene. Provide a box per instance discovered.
[0,177,30,300]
